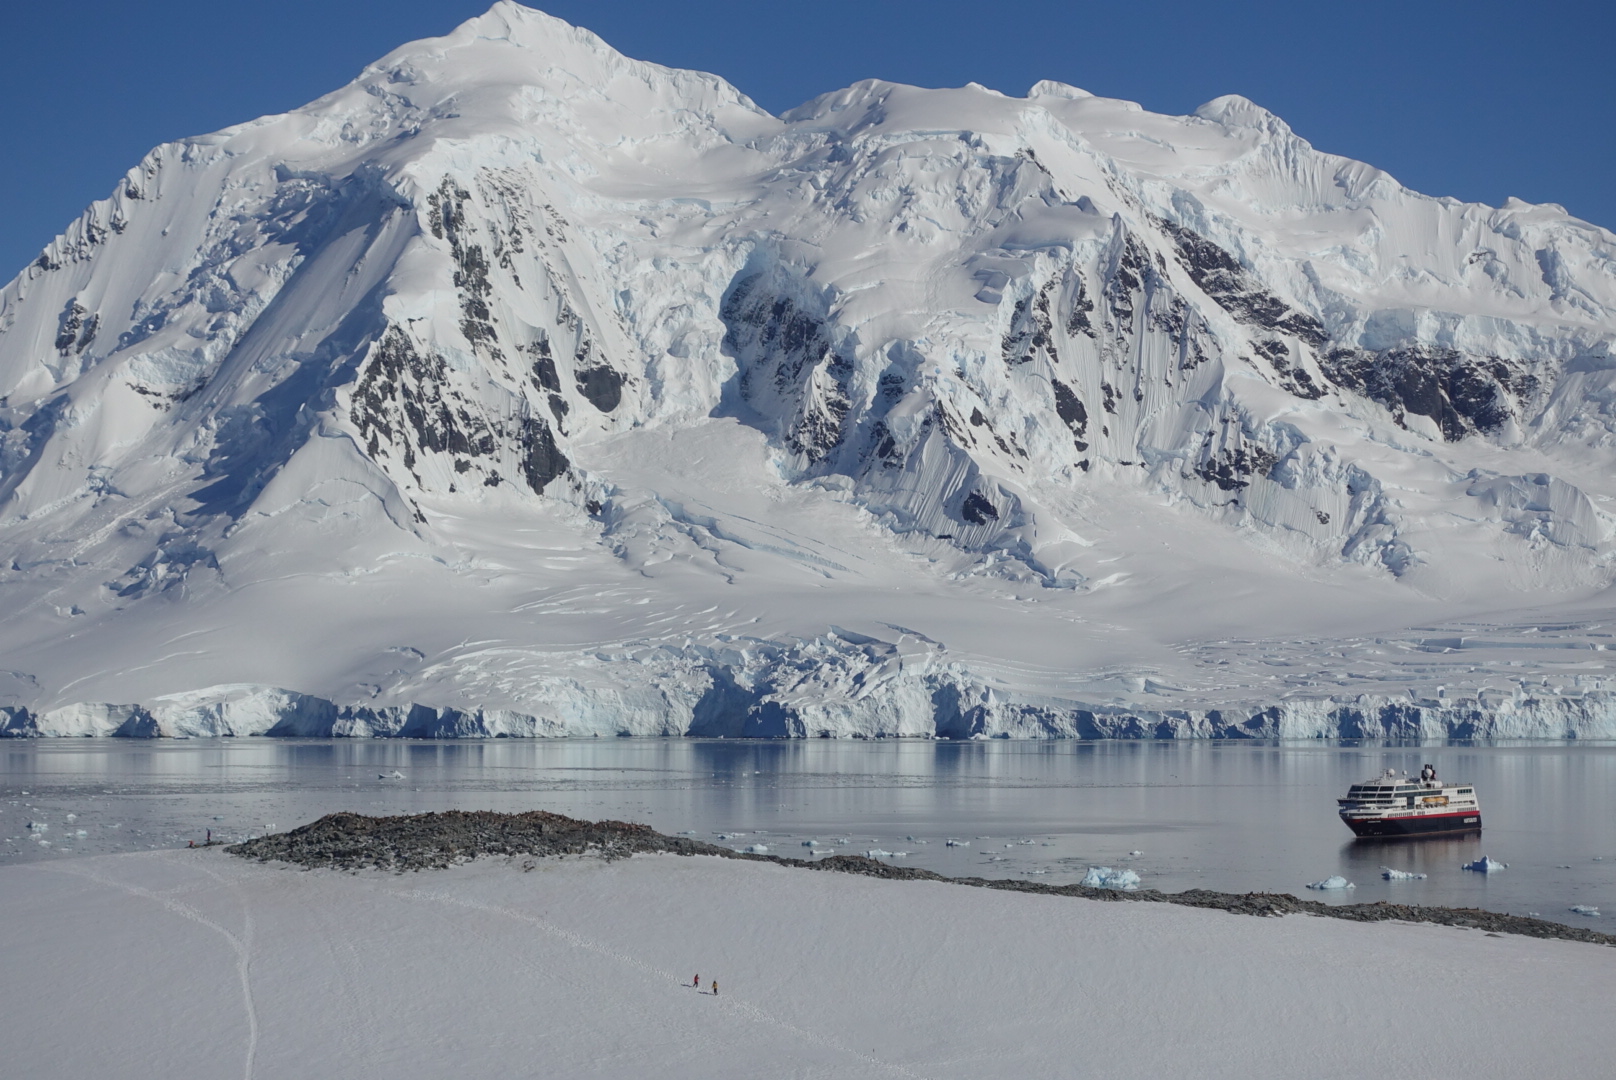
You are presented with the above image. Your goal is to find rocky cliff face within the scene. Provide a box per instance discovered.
[1,4,1614,736]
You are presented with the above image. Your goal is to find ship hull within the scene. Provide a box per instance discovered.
[1342,811,1481,838]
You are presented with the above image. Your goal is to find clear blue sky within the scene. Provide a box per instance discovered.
[2,1,1610,278]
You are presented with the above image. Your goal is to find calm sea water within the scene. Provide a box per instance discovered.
[3,739,1612,926]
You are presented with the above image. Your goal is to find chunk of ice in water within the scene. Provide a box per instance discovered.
[865,849,894,859]
[1306,876,1356,890]
[945,839,969,847]
[1381,867,1427,880]
[1082,866,1141,890]
[801,840,818,847]
[741,844,769,854]
[1128,850,1143,857]
[64,814,76,822]
[75,829,87,837]
[1462,856,1508,873]
[26,822,46,832]
[1570,905,1600,917]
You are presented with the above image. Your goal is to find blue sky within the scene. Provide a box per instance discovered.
[1,1,1610,277]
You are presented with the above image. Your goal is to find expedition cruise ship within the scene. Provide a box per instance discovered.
[1337,767,1482,838]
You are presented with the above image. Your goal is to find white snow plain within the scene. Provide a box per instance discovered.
[1,850,1612,1079]
[3,4,1616,739]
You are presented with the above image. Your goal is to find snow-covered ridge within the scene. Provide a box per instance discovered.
[1,3,1614,735]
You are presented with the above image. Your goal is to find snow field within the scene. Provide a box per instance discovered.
[1,849,1612,1079]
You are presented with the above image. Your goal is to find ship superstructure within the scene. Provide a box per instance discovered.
[1338,767,1481,838]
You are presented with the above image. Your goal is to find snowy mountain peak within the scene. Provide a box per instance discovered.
[1027,80,1094,101]
[2,5,1616,737]
[1192,93,1292,134]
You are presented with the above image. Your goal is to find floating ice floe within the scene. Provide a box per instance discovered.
[1306,876,1356,890]
[1462,856,1508,873]
[1082,867,1141,891]
[1570,905,1600,917]
[741,844,768,854]
[64,814,76,822]
[801,840,818,847]
[945,839,968,847]
[26,822,46,832]
[865,849,893,859]
[1128,850,1143,857]
[75,829,87,837]
[715,833,745,840]
[378,771,404,779]
[1381,867,1428,880]
[676,830,696,836]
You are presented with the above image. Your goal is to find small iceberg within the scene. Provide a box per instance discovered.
[865,848,893,859]
[1306,876,1356,891]
[1127,850,1144,857]
[1082,866,1141,891]
[1570,905,1600,917]
[1381,867,1427,881]
[741,844,768,854]
[1462,856,1508,873]
[377,771,404,780]
[945,839,969,847]
[801,839,819,847]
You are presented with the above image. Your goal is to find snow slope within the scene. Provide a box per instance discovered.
[3,3,1616,737]
[2,850,1612,1079]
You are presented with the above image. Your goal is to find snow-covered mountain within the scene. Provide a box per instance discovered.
[4,2,1616,739]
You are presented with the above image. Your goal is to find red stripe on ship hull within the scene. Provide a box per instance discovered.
[1341,809,1482,838]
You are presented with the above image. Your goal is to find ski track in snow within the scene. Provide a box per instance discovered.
[32,854,263,1080]
[386,877,929,1079]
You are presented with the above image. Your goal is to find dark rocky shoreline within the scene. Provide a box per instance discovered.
[229,809,1616,947]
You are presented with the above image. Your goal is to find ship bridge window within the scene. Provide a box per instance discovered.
[1457,788,1473,794]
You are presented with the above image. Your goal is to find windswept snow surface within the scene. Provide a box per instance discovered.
[4,4,1616,737]
[2,851,1613,1079]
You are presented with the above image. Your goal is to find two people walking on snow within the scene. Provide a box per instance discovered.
[692,974,717,996]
